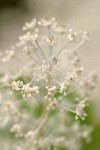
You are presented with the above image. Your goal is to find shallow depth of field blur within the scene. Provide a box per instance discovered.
[0,0,100,149]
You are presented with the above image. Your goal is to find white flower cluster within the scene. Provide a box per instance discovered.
[0,17,97,150]
[19,28,39,43]
[22,18,37,31]
[22,84,39,98]
[38,17,57,27]
[10,124,23,137]
[75,98,87,120]
[10,80,23,90]
[11,81,39,98]
[47,36,56,47]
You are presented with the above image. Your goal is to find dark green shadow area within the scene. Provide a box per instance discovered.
[0,0,25,10]
[82,124,100,150]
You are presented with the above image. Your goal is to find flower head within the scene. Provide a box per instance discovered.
[0,17,97,150]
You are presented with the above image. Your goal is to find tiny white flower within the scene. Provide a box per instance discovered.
[22,18,37,31]
[47,36,56,47]
[25,131,34,140]
[10,124,21,133]
[10,81,23,90]
[55,25,67,35]
[22,84,39,97]
[60,81,70,93]
[67,33,76,42]
[38,17,56,27]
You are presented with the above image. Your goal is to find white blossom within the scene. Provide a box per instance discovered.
[75,99,87,120]
[21,84,39,97]
[19,28,39,42]
[38,17,56,27]
[0,17,96,150]
[10,80,23,90]
[22,18,37,31]
[25,131,35,140]
[47,36,56,46]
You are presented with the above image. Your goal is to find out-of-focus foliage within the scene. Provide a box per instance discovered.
[82,124,100,150]
[0,85,99,150]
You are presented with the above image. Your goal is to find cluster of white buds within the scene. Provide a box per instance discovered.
[75,98,88,120]
[47,98,57,110]
[22,47,32,55]
[55,25,67,35]
[45,86,57,110]
[59,67,83,95]
[25,130,35,141]
[79,30,91,42]
[47,36,56,47]
[50,56,60,65]
[40,64,50,73]
[10,80,39,98]
[73,67,84,76]
[21,84,39,98]
[10,124,23,137]
[60,81,70,95]
[65,73,76,81]
[34,64,51,81]
[10,80,23,90]
[46,86,57,96]
[0,17,97,150]
[22,18,37,31]
[67,29,77,43]
[38,17,57,27]
[19,28,39,43]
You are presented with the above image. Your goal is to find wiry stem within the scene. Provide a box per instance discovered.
[56,44,67,57]
[34,51,42,62]
[72,40,85,51]
[54,66,67,75]
[56,40,85,58]
[28,54,41,65]
[48,46,52,64]
[60,104,76,114]
[47,66,52,86]
[14,55,29,67]
[36,40,46,60]
[32,111,49,139]
[33,65,52,139]
[48,26,52,65]
[29,77,36,86]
